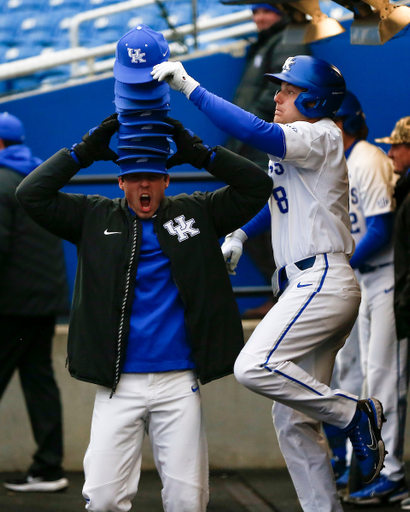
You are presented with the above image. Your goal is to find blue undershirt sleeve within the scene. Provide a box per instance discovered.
[349,212,394,269]
[190,87,286,159]
[241,203,271,238]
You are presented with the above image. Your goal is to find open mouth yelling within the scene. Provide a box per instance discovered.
[140,193,151,212]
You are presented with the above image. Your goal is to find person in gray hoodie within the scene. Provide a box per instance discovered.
[0,112,69,493]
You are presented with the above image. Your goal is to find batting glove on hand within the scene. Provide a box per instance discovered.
[73,113,119,168]
[221,229,248,275]
[151,61,200,99]
[165,117,213,169]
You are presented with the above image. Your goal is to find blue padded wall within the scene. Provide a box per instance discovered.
[2,22,410,314]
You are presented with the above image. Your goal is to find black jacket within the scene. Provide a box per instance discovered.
[393,174,410,339]
[16,146,273,391]
[0,164,68,317]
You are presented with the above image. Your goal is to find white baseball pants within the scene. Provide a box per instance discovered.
[358,265,408,481]
[82,371,209,512]
[234,253,361,512]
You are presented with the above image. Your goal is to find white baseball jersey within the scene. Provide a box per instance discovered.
[347,140,395,267]
[333,140,406,481]
[267,118,354,267]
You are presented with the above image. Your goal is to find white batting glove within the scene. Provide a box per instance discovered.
[151,61,200,99]
[221,229,248,275]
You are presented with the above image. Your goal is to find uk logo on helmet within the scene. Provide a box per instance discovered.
[127,48,146,64]
[282,57,296,72]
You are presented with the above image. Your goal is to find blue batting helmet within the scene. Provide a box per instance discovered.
[265,55,346,118]
[335,90,367,136]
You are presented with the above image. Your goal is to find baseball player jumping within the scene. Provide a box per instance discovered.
[152,56,386,512]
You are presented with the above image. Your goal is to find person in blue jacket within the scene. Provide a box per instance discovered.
[0,112,69,493]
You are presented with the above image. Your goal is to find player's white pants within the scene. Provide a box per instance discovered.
[82,371,209,512]
[234,253,361,512]
[331,316,363,398]
[358,265,408,481]
[330,271,363,466]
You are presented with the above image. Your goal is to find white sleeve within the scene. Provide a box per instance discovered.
[353,143,395,217]
[271,120,339,171]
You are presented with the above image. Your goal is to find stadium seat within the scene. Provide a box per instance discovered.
[39,64,71,86]
[80,12,129,47]
[50,8,83,47]
[9,74,42,92]
[4,43,46,62]
[198,0,244,19]
[4,0,49,14]
[87,0,126,7]
[125,5,168,33]
[0,12,25,46]
[15,13,59,46]
[0,44,10,64]
[47,0,84,10]
[164,1,193,27]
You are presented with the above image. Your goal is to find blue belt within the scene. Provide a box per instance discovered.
[358,262,393,274]
[279,255,316,287]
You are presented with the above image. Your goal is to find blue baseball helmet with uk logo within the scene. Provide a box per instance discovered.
[114,24,170,84]
[265,55,346,118]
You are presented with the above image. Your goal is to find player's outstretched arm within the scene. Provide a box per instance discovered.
[152,61,285,158]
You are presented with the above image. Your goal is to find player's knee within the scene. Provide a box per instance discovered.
[234,352,256,389]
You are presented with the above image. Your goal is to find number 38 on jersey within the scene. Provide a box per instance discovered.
[269,163,289,214]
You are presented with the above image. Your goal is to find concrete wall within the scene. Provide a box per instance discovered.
[0,322,284,472]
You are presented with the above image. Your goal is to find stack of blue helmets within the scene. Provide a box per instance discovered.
[113,24,173,177]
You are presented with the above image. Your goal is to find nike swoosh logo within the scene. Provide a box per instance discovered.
[191,385,199,393]
[104,229,122,235]
[297,283,312,288]
[367,419,378,450]
[384,286,394,294]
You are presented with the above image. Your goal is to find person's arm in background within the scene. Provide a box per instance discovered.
[349,212,394,270]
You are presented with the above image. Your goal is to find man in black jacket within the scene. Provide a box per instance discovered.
[0,112,69,492]
[16,114,272,512]
[375,117,410,511]
[226,3,310,318]
[375,117,410,347]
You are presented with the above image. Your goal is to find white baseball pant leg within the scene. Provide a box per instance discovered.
[82,371,209,512]
[358,265,409,482]
[234,253,361,512]
[331,305,363,397]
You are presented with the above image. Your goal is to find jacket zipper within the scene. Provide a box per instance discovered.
[110,217,138,398]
